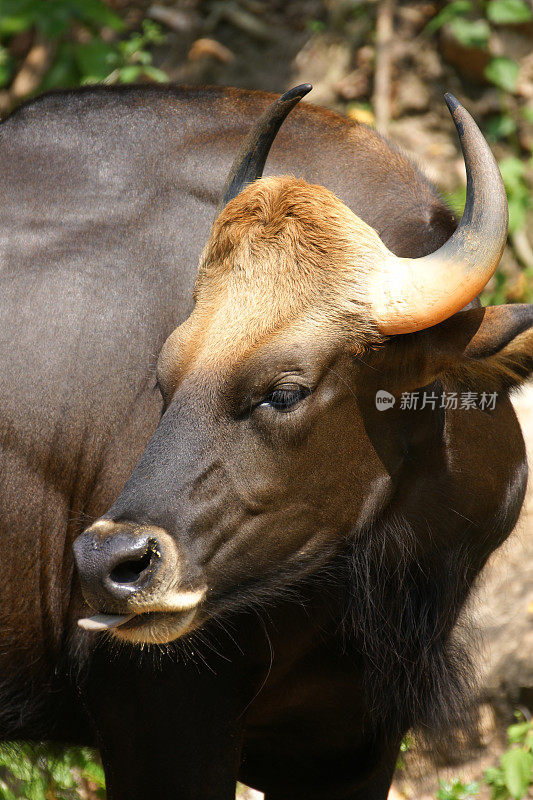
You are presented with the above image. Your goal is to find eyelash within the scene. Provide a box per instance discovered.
[259,386,310,412]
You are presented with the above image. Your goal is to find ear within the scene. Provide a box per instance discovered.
[419,304,533,391]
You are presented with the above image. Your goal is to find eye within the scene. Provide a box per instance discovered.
[260,385,310,412]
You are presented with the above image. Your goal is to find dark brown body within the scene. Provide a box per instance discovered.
[0,86,527,799]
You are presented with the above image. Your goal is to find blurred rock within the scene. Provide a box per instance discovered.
[293,35,351,107]
[335,69,369,100]
[395,71,431,114]
[148,5,200,34]
[439,28,491,83]
[206,2,273,41]
[468,88,503,116]
[388,112,459,189]
[346,104,375,126]
[517,52,533,99]
[356,44,374,70]
[414,44,444,81]
[188,38,235,64]
[491,27,533,61]
[397,2,437,31]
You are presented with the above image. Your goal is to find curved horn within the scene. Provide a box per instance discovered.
[369,94,508,335]
[217,83,312,214]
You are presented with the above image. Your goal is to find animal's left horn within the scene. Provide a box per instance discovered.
[217,83,312,214]
[369,94,508,335]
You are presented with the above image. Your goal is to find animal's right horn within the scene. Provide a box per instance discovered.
[367,94,508,335]
[216,84,312,216]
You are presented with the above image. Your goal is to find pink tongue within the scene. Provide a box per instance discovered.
[78,613,134,632]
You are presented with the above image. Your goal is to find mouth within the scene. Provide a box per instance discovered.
[78,603,202,645]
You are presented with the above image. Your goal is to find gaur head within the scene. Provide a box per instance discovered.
[74,86,533,645]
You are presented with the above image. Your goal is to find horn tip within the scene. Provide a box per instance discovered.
[281,84,313,103]
[444,92,460,114]
[444,92,466,137]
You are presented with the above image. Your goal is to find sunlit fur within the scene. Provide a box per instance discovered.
[158,176,386,392]
[160,176,533,403]
[199,175,387,341]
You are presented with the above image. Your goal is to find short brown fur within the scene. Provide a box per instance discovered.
[159,177,386,386]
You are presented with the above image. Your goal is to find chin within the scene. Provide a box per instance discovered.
[112,608,198,645]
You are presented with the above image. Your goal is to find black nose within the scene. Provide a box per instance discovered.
[73,524,161,610]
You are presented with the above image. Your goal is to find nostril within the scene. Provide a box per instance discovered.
[109,550,152,585]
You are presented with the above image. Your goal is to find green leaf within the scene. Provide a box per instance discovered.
[74,38,118,82]
[499,155,527,191]
[485,57,519,91]
[40,43,79,91]
[307,19,325,33]
[0,779,17,800]
[32,1,72,38]
[481,268,509,307]
[449,17,490,48]
[22,774,48,800]
[436,781,454,800]
[509,197,529,233]
[0,0,43,37]
[0,15,34,38]
[0,44,13,87]
[500,749,533,799]
[135,50,152,66]
[141,19,166,44]
[117,64,142,83]
[119,35,143,59]
[484,766,505,786]
[48,758,77,788]
[79,746,101,767]
[507,722,533,745]
[485,113,517,140]
[0,0,124,40]
[68,0,124,32]
[498,156,530,233]
[443,185,466,217]
[487,0,533,24]
[142,65,168,83]
[425,1,473,35]
[82,760,106,788]
[436,779,480,799]
[492,786,512,800]
[0,757,37,782]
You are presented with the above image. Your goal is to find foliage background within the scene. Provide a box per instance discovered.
[1,0,533,303]
[0,1,532,799]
